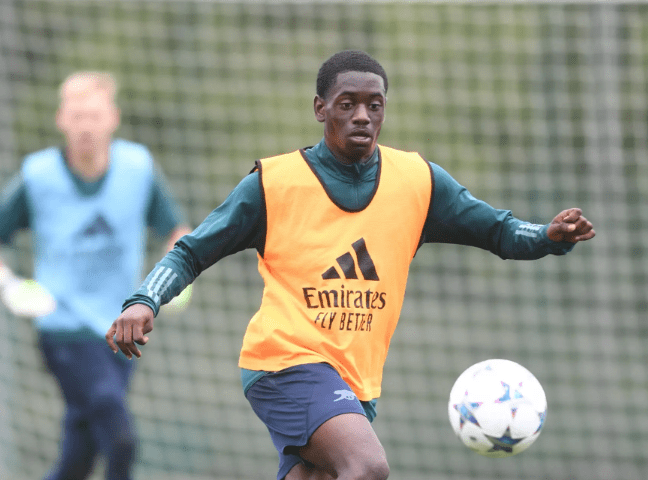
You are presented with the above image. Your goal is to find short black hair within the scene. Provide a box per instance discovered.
[316,50,388,99]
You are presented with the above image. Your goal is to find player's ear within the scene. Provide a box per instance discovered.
[314,95,325,123]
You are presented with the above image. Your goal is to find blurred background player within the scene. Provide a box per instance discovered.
[107,51,595,480]
[0,71,191,480]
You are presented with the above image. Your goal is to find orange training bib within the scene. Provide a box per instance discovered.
[239,145,432,400]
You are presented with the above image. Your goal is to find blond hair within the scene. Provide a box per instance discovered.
[59,71,118,102]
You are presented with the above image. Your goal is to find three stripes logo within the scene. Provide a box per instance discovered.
[322,238,379,281]
[146,266,178,306]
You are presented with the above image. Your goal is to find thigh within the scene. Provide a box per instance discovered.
[245,363,367,480]
[298,412,387,478]
[40,337,90,408]
[39,334,134,409]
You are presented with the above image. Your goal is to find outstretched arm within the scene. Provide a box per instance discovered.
[423,163,595,259]
[106,170,265,358]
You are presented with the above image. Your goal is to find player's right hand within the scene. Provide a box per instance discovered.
[106,303,155,359]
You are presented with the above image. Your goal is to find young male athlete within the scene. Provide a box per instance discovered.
[0,72,190,480]
[107,51,595,480]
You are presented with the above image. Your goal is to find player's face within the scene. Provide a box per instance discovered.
[314,71,386,164]
[56,89,119,156]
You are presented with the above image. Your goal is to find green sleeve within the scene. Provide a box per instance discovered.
[423,163,573,259]
[0,173,30,244]
[146,163,187,238]
[123,170,264,314]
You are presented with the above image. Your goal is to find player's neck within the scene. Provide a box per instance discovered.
[323,140,375,166]
[65,146,111,181]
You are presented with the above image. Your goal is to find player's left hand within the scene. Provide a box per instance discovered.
[547,208,595,243]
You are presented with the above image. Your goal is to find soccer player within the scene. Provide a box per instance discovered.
[0,71,191,480]
[107,51,595,480]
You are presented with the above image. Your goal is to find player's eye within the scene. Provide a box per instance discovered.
[339,102,353,110]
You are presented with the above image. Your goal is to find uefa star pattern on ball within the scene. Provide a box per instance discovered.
[448,358,547,458]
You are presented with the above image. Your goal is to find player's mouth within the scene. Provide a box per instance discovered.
[348,130,373,144]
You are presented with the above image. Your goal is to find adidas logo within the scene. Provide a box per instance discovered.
[79,214,114,238]
[145,266,178,307]
[322,238,379,281]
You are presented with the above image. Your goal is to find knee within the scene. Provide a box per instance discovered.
[348,456,389,480]
[90,394,137,446]
[110,433,136,459]
[90,390,131,423]
[369,457,390,480]
[102,414,136,461]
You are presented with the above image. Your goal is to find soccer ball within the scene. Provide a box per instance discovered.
[448,359,547,458]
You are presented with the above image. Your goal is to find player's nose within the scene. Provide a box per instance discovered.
[352,104,370,123]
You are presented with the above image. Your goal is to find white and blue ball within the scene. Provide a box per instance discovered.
[448,359,547,458]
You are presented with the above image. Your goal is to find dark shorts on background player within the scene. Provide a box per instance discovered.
[245,362,373,480]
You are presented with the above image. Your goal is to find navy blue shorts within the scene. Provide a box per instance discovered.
[245,363,370,480]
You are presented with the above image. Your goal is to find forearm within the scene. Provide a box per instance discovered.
[497,218,575,260]
[122,245,197,315]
